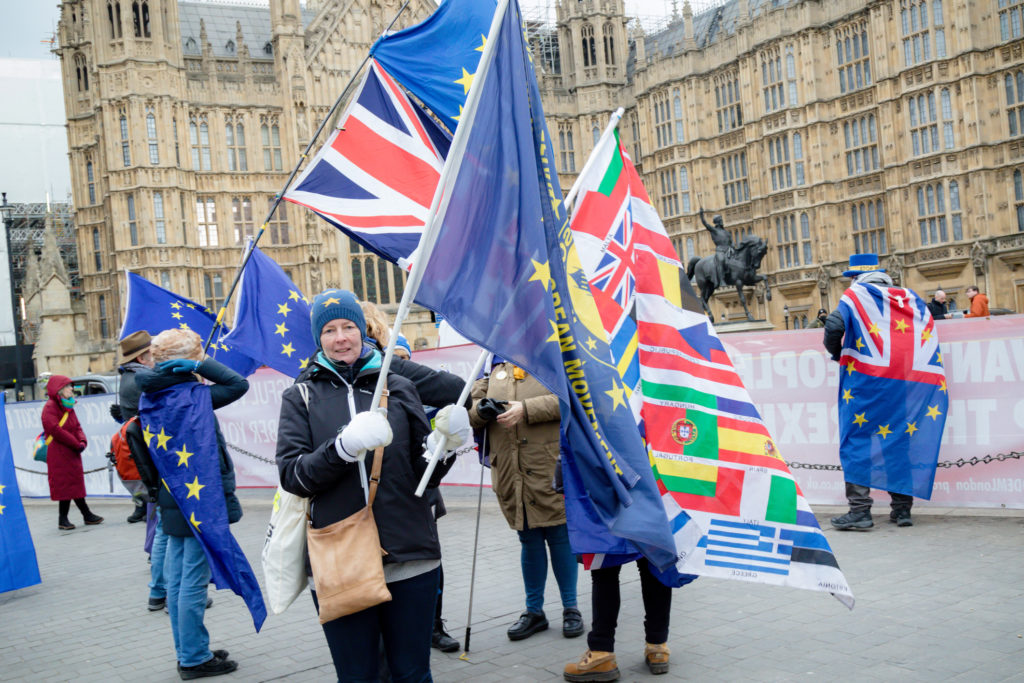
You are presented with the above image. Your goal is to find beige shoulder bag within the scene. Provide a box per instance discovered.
[306,392,392,624]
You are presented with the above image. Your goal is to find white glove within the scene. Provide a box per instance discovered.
[424,405,472,458]
[335,409,392,463]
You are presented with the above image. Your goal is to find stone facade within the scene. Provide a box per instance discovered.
[56,0,1024,354]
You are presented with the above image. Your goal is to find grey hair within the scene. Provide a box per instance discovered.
[151,328,204,363]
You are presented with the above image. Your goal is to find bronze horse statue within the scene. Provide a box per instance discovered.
[686,234,771,321]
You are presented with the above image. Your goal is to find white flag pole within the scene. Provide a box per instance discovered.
[563,107,625,209]
[370,0,510,414]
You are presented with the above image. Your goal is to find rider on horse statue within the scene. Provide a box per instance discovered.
[700,207,735,289]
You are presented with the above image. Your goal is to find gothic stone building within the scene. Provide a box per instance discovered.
[57,0,1024,364]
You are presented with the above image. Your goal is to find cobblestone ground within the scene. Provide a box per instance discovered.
[2,488,1022,682]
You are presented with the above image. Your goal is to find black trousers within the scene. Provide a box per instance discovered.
[846,482,913,513]
[587,558,670,653]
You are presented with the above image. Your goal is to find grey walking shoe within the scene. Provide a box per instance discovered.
[830,510,873,530]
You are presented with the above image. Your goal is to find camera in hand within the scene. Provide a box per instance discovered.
[476,398,509,422]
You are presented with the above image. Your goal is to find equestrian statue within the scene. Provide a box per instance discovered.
[687,208,771,321]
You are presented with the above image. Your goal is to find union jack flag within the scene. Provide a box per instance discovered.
[283,60,450,266]
[837,282,948,499]
[589,212,636,311]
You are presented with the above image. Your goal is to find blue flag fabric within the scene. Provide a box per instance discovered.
[837,282,948,498]
[371,0,496,129]
[0,395,41,594]
[139,383,266,630]
[411,1,678,569]
[122,272,259,377]
[220,247,314,378]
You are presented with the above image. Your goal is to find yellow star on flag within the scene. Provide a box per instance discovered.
[921,328,932,341]
[453,104,464,122]
[175,444,194,468]
[876,424,892,439]
[475,34,486,52]
[939,380,947,394]
[142,425,155,447]
[868,322,880,335]
[846,360,856,376]
[529,259,552,291]
[185,476,205,500]
[0,483,5,495]
[171,302,182,310]
[585,337,598,351]
[299,358,310,370]
[186,303,196,309]
[545,319,560,344]
[277,302,292,316]
[842,389,853,404]
[155,428,172,450]
[288,290,302,302]
[855,337,865,350]
[281,342,296,357]
[171,312,183,320]
[0,503,5,515]
[853,413,868,427]
[605,380,627,410]
[894,318,909,333]
[275,322,289,337]
[454,67,475,95]
[937,352,943,364]
[905,422,919,436]
[551,197,562,218]
[926,404,942,420]
[189,512,202,531]
[322,297,340,307]
[179,322,191,331]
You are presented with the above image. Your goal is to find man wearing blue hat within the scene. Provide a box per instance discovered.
[822,253,946,530]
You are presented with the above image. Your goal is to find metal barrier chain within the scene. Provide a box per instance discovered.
[787,451,1023,472]
[14,465,109,475]
[786,462,843,471]
[226,442,276,465]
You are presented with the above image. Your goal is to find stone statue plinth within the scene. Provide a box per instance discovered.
[713,319,775,335]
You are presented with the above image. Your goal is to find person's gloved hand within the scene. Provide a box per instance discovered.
[109,404,123,422]
[425,405,472,454]
[334,410,393,463]
[475,398,508,422]
[159,359,201,374]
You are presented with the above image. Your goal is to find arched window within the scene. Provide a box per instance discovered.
[225,40,236,55]
[146,110,159,164]
[98,295,109,338]
[603,23,615,65]
[141,0,150,37]
[120,114,130,166]
[592,125,600,147]
[108,2,122,39]
[74,54,89,91]
[581,24,596,68]
[92,228,102,271]
[227,121,247,171]
[86,161,95,204]
[132,1,141,37]
[262,123,282,171]
[1015,169,1024,231]
[673,93,684,143]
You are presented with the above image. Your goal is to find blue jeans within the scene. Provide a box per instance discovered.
[164,535,212,667]
[517,523,578,613]
[316,566,439,683]
[149,509,168,599]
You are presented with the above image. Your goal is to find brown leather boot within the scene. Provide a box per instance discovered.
[644,642,670,675]
[563,650,619,682]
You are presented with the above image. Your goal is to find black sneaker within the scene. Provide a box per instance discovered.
[507,610,548,641]
[562,607,584,638]
[432,619,460,652]
[890,510,913,527]
[148,596,167,612]
[178,655,237,680]
[830,510,873,531]
[127,505,147,524]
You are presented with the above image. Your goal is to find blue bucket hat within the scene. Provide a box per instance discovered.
[310,289,365,348]
[843,253,886,279]
[395,334,412,357]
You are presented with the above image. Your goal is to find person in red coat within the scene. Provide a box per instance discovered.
[42,374,103,530]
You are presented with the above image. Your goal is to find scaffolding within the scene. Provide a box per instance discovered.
[5,201,81,302]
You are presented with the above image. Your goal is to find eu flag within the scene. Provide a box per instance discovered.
[0,395,41,594]
[411,1,678,568]
[837,282,948,498]
[371,0,496,129]
[122,272,259,377]
[219,247,314,378]
[139,383,267,630]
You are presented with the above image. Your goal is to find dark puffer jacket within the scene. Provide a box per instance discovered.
[276,354,450,565]
[136,359,248,537]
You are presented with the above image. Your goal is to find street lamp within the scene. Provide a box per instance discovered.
[783,304,790,330]
[0,192,23,401]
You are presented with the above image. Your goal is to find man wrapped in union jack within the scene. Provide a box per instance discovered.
[822,253,948,531]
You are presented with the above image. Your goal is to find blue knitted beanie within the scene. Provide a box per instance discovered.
[310,289,365,348]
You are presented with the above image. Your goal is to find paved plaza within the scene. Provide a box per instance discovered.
[1,488,1022,682]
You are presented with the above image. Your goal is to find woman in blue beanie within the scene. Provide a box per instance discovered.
[275,289,470,682]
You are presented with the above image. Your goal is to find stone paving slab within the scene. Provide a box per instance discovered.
[2,489,1022,682]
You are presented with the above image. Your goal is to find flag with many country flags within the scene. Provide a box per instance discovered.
[569,127,855,607]
[220,246,315,378]
[139,381,266,630]
[837,281,947,499]
[121,272,259,377]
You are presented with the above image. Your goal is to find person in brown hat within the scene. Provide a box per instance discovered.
[112,330,155,524]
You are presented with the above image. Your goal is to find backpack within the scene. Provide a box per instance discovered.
[109,416,142,480]
[34,412,70,463]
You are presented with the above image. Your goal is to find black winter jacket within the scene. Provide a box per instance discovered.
[136,359,249,537]
[276,355,451,565]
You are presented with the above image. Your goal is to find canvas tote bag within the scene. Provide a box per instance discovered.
[306,393,391,624]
